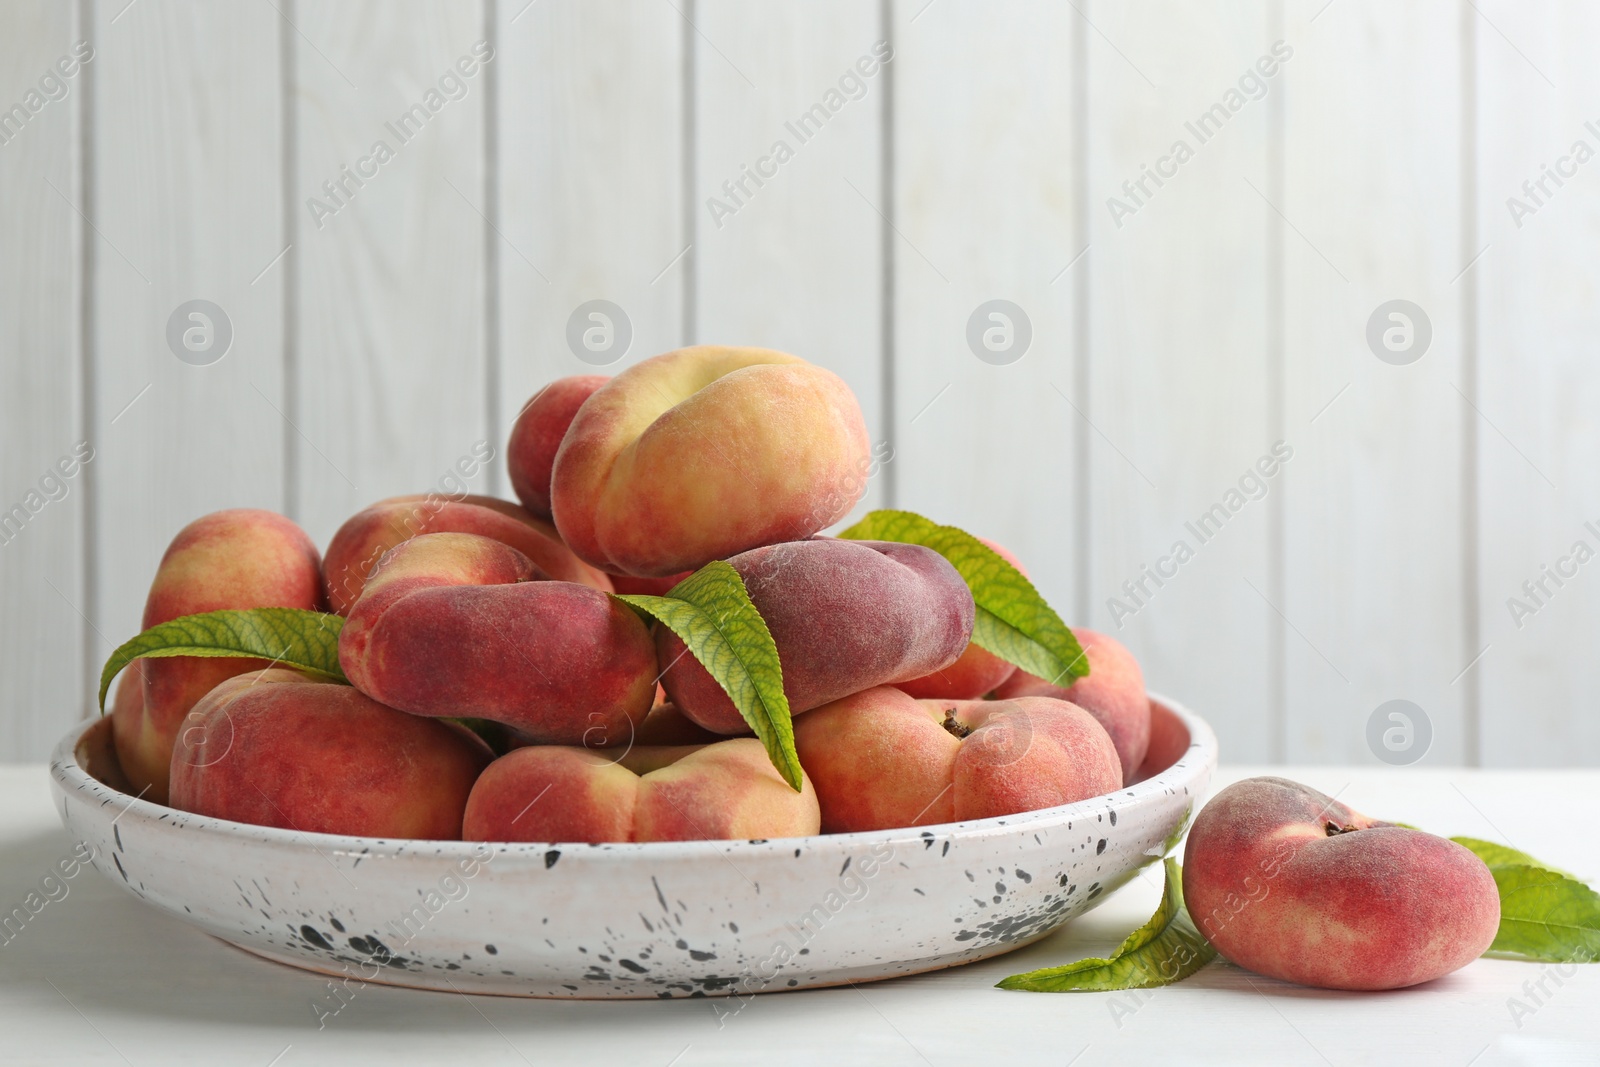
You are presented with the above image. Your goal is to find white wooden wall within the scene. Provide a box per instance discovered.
[1,0,1594,769]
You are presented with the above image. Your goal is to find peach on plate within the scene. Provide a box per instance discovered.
[168,669,491,839]
[892,538,1024,700]
[792,685,1121,833]
[995,628,1150,784]
[112,508,325,803]
[338,532,657,743]
[462,739,820,844]
[506,374,610,520]
[550,346,870,577]
[657,538,975,734]
[322,493,610,614]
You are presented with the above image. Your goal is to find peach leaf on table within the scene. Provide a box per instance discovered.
[997,858,1215,992]
[1450,836,1580,881]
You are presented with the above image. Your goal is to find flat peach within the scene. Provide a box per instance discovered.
[462,739,819,844]
[507,375,609,519]
[659,539,974,733]
[322,493,610,614]
[339,533,655,743]
[995,628,1149,784]
[1183,777,1501,990]
[169,669,491,839]
[113,508,324,802]
[793,686,1121,833]
[551,346,870,576]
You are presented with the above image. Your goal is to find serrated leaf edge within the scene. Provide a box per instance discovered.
[97,607,347,713]
[996,858,1217,992]
[612,561,802,791]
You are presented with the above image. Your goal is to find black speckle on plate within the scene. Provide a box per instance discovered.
[299,925,333,951]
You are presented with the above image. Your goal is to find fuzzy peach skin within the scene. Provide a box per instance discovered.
[1182,777,1500,991]
[112,508,325,803]
[893,539,1023,700]
[507,375,610,518]
[994,628,1149,785]
[659,538,975,734]
[462,739,819,844]
[793,686,1121,833]
[322,493,610,614]
[550,346,871,577]
[791,687,958,831]
[339,533,656,743]
[940,697,1122,822]
[168,669,491,839]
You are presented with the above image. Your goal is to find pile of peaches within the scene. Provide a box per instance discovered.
[109,346,1146,846]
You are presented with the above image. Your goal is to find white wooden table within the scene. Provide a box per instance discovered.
[3,763,1596,1066]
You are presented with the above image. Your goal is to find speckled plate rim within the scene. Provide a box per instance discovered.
[50,691,1217,862]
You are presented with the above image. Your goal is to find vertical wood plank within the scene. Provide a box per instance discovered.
[293,1,487,546]
[90,1,286,665]
[1476,1,1600,765]
[1086,1,1275,758]
[890,0,1080,617]
[0,2,84,757]
[495,0,684,452]
[1280,0,1468,764]
[693,0,886,524]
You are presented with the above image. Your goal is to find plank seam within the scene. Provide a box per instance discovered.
[76,0,97,721]
[879,0,896,510]
[1071,0,1089,625]
[1460,0,1481,768]
[280,0,300,522]
[483,0,501,496]
[1266,0,1287,763]
[681,0,697,346]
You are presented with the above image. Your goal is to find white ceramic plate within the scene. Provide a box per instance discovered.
[50,694,1215,1000]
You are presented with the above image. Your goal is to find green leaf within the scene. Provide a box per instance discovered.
[837,509,1088,685]
[1452,836,1577,879]
[997,858,1217,991]
[613,561,802,791]
[98,608,348,712]
[1483,863,1600,963]
[1156,804,1193,860]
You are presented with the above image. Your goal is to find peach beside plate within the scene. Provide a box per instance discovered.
[49,694,1216,999]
